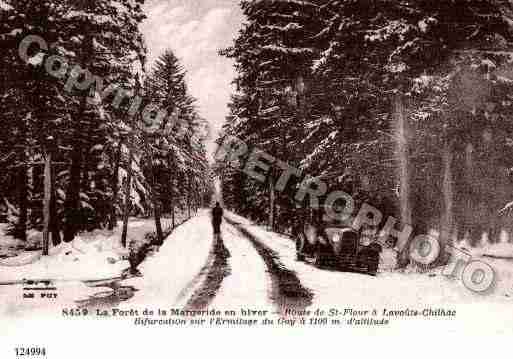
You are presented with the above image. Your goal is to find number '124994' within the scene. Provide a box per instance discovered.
[14,347,46,357]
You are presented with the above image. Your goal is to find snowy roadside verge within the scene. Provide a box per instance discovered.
[224,211,513,306]
[118,210,215,310]
[0,213,193,319]
[0,212,191,283]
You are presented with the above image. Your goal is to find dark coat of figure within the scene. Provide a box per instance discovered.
[212,202,223,235]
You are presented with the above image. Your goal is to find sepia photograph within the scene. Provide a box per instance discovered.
[1,0,513,357]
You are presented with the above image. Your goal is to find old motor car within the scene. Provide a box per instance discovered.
[293,206,382,275]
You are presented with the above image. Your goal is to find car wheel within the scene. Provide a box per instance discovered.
[368,257,379,275]
[296,234,305,261]
[314,245,323,267]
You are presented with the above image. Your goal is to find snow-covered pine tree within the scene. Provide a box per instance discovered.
[58,0,147,242]
[221,0,325,227]
[144,49,212,228]
[302,0,513,252]
[220,0,513,252]
[0,0,75,248]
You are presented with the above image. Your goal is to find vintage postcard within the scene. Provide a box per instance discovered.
[1,0,513,357]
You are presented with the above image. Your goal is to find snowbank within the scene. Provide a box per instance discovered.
[0,215,187,284]
[0,251,42,267]
[453,237,513,298]
[120,211,212,309]
[0,238,127,283]
[474,242,513,259]
[0,213,195,319]
[0,224,23,247]
[225,212,512,306]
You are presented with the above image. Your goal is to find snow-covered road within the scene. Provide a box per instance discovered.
[119,210,513,315]
[3,209,513,333]
[120,210,314,313]
[209,222,271,310]
[120,210,306,313]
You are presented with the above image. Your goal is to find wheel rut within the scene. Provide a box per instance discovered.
[183,233,231,310]
[225,217,313,313]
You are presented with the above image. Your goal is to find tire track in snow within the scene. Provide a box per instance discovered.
[210,224,272,308]
[175,250,212,304]
[183,233,231,310]
[225,217,313,313]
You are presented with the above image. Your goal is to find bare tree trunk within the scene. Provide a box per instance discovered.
[269,177,275,231]
[147,149,164,245]
[149,158,164,244]
[16,164,28,241]
[187,176,191,219]
[171,203,175,228]
[463,143,474,243]
[50,175,61,247]
[168,157,176,228]
[441,143,454,251]
[483,129,499,243]
[396,95,411,225]
[170,177,175,227]
[395,95,412,266]
[63,143,83,243]
[121,150,133,248]
[108,139,123,230]
[154,201,164,245]
[49,152,61,246]
[42,152,52,256]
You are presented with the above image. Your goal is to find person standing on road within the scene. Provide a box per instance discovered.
[212,202,223,236]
